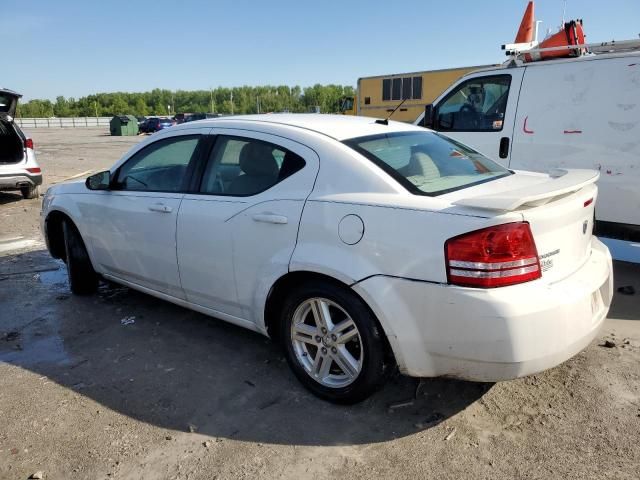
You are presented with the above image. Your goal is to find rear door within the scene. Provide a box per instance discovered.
[0,88,21,119]
[177,129,318,325]
[432,70,525,163]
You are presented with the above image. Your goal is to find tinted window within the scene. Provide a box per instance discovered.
[344,131,511,196]
[392,78,402,101]
[412,77,422,100]
[382,79,391,101]
[402,77,412,100]
[200,136,305,196]
[115,135,200,192]
[436,75,511,132]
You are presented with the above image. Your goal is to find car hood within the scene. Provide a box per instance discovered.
[46,179,87,196]
[0,88,22,119]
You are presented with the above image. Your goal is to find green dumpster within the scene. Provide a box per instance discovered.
[110,115,139,136]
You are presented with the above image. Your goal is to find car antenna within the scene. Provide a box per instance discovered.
[375,97,408,125]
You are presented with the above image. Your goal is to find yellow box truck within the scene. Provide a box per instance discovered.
[340,65,495,123]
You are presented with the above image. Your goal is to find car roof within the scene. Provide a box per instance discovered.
[173,113,426,141]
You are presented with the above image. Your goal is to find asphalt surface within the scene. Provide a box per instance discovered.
[0,128,639,480]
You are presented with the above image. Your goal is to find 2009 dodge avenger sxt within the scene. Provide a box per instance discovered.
[41,114,613,403]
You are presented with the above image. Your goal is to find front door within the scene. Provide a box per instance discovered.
[432,71,525,163]
[84,132,205,298]
[177,129,318,327]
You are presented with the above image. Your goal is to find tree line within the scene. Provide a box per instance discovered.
[16,85,355,118]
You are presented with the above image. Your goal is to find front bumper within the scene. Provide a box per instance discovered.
[0,172,43,190]
[353,237,613,381]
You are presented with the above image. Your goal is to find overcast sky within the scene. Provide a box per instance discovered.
[3,0,639,100]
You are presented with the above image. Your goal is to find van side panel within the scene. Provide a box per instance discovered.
[509,55,640,230]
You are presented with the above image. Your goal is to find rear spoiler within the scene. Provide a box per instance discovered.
[453,169,599,211]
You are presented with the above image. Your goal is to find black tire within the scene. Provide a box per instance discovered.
[63,220,98,295]
[280,281,387,404]
[20,184,39,199]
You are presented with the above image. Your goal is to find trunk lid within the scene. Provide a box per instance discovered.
[0,88,22,120]
[447,169,599,283]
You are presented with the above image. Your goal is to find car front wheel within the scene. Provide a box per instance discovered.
[280,282,387,404]
[63,220,98,295]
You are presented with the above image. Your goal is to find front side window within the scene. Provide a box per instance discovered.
[344,131,511,196]
[200,136,305,196]
[436,75,511,132]
[114,135,200,192]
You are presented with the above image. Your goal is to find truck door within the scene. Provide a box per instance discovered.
[430,71,525,163]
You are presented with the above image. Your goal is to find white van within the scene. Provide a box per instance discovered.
[417,45,640,247]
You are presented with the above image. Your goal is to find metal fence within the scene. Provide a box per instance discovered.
[15,117,112,128]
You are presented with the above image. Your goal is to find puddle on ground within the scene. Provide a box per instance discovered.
[0,332,71,366]
[38,263,68,289]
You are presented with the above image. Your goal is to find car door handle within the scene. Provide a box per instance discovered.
[499,137,510,159]
[148,203,173,213]
[252,213,288,224]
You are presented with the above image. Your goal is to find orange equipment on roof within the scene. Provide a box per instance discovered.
[515,1,535,43]
[523,20,586,62]
[512,1,587,63]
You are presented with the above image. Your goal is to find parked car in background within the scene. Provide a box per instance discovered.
[139,117,175,133]
[184,112,220,123]
[136,116,147,129]
[41,114,613,403]
[0,88,42,199]
[174,113,192,124]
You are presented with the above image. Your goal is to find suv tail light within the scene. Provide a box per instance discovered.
[445,222,541,288]
[24,138,34,149]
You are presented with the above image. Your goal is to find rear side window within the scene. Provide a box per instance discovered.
[200,136,305,196]
[344,131,511,196]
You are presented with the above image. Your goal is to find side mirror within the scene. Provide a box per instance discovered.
[423,104,434,128]
[439,112,454,130]
[86,170,111,190]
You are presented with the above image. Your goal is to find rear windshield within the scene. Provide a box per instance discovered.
[344,131,511,196]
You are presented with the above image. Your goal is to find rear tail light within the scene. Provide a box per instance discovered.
[24,138,34,149]
[445,222,541,288]
[26,167,41,174]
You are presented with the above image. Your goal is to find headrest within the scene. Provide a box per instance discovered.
[239,142,278,177]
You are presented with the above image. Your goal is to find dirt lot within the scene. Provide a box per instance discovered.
[1,128,639,480]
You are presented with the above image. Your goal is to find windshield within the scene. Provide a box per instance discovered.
[344,131,511,196]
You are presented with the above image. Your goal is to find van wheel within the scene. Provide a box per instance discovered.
[21,185,39,199]
[280,282,387,404]
[63,220,98,295]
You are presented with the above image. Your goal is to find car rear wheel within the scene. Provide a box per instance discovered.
[20,184,39,199]
[280,282,387,404]
[63,220,98,295]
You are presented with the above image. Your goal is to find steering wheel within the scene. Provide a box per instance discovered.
[459,103,480,128]
[459,104,476,113]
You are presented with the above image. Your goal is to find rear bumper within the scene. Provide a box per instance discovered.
[0,172,42,190]
[353,237,613,381]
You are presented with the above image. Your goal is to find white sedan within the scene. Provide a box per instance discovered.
[41,114,613,403]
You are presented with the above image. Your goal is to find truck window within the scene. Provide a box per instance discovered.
[436,75,511,132]
[412,77,422,100]
[382,79,391,101]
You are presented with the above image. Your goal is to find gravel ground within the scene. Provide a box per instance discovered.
[0,128,639,480]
